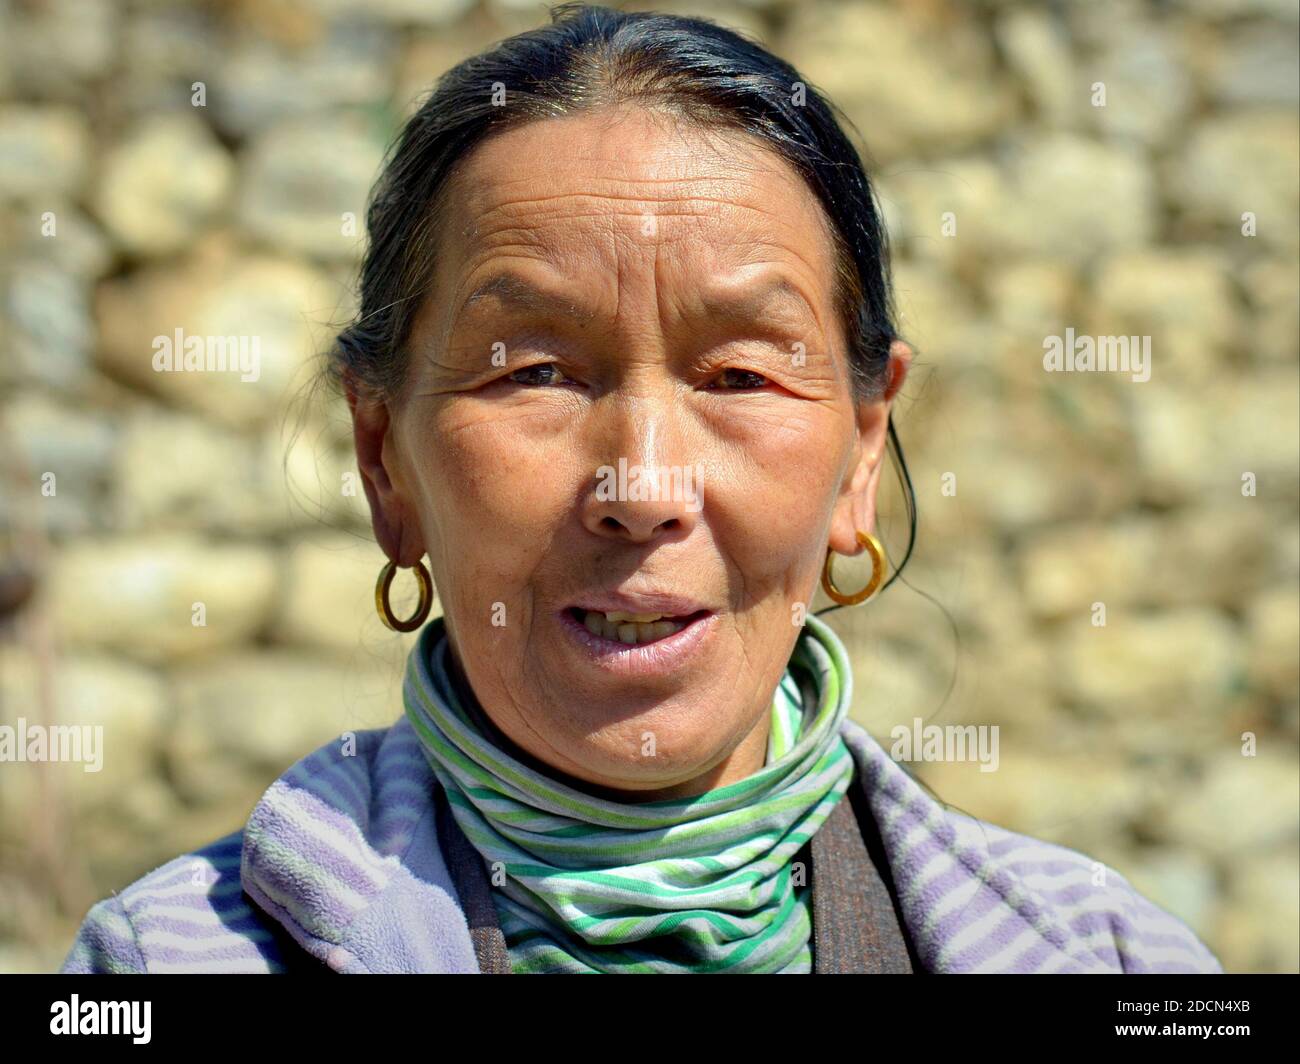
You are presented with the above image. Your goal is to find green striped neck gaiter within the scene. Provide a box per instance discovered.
[402,613,857,974]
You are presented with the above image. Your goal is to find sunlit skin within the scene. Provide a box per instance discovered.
[350,105,910,802]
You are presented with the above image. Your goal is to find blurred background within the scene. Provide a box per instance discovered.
[0,0,1296,973]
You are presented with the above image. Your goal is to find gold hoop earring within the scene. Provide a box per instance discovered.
[375,558,433,632]
[821,531,887,606]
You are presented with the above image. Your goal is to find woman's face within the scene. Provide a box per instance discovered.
[352,106,908,799]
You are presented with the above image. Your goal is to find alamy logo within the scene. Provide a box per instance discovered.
[151,328,261,382]
[1042,328,1150,383]
[0,717,102,771]
[595,458,704,513]
[890,718,1000,773]
[50,996,151,1044]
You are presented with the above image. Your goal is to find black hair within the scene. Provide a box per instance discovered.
[328,2,917,598]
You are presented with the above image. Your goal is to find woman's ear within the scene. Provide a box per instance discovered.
[345,375,425,566]
[829,339,912,555]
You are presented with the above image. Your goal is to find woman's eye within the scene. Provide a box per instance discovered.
[507,362,568,386]
[710,368,770,390]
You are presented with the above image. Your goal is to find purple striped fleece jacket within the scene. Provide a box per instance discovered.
[60,713,1223,974]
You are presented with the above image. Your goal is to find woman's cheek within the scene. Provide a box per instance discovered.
[730,426,845,527]
[422,403,575,531]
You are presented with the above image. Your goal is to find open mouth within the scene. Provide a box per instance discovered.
[565,607,710,647]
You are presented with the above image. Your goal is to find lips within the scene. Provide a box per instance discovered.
[569,592,710,618]
[569,606,710,646]
[556,601,716,676]
[555,589,716,673]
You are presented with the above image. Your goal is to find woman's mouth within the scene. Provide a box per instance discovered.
[557,604,716,675]
[568,607,708,646]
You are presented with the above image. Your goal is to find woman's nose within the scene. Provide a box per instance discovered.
[580,411,702,545]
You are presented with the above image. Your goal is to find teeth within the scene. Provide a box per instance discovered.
[579,609,685,645]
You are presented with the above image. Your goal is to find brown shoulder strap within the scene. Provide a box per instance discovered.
[434,783,513,974]
[807,775,923,974]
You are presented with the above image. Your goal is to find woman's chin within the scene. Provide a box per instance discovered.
[523,674,747,766]
[546,739,733,798]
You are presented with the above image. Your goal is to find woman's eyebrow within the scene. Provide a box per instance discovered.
[697,275,820,331]
[451,270,820,335]
[455,273,595,325]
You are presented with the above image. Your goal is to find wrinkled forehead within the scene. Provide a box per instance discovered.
[426,108,839,306]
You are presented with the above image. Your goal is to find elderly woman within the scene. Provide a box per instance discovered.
[63,4,1220,975]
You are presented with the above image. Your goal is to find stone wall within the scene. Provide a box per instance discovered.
[0,0,1296,972]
